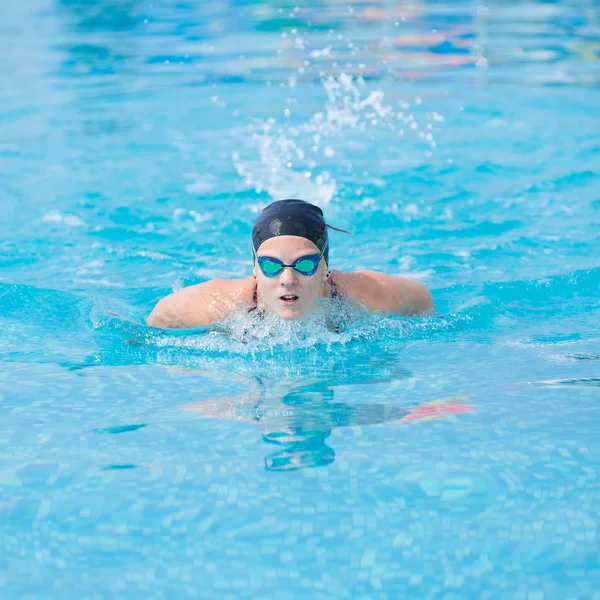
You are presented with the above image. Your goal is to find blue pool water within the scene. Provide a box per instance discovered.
[1,0,600,597]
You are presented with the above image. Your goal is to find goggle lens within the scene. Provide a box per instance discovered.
[294,258,318,274]
[260,258,284,276]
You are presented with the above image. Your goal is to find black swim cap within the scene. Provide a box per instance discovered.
[252,199,329,263]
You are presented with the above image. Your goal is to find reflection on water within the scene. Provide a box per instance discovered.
[45,0,600,92]
[184,359,474,471]
[55,0,142,82]
[537,377,600,387]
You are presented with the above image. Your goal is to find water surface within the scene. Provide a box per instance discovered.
[1,0,600,598]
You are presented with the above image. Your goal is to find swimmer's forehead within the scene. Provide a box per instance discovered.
[256,235,320,258]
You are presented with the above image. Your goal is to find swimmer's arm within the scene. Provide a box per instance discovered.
[147,278,254,329]
[336,270,435,316]
[184,392,261,423]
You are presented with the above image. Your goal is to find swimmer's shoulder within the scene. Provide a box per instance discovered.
[147,277,255,329]
[331,269,434,316]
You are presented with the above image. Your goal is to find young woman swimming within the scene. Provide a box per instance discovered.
[147,198,434,328]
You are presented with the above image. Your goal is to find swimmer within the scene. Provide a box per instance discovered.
[147,198,434,328]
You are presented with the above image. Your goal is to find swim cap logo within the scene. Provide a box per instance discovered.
[269,218,283,236]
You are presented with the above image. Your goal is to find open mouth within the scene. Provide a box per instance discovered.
[279,294,299,305]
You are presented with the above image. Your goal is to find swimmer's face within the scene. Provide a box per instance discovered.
[254,235,328,320]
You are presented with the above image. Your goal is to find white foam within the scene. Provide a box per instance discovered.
[183,173,217,194]
[42,210,86,228]
[73,278,125,288]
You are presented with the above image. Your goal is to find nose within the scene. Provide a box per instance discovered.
[279,266,298,287]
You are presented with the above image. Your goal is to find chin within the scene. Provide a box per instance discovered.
[276,307,306,320]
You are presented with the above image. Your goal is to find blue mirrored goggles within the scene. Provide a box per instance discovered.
[256,246,326,278]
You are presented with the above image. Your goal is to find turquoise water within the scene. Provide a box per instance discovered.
[2,0,600,597]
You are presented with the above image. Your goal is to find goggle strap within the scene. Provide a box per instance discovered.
[326,223,352,234]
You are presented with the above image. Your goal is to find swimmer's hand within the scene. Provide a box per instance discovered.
[391,397,475,424]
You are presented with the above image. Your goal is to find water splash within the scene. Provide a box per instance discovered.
[232,72,437,208]
[233,134,336,206]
